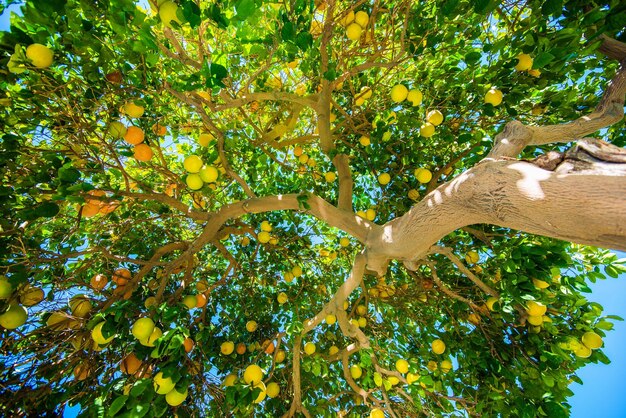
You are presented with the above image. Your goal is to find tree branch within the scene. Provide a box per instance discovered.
[489,37,626,159]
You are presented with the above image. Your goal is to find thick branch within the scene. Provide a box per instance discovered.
[332,153,354,211]
[366,151,626,274]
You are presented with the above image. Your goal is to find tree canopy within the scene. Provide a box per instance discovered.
[1,0,625,417]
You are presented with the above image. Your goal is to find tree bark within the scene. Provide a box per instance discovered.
[366,141,626,274]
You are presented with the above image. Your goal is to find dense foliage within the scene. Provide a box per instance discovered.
[0,0,625,417]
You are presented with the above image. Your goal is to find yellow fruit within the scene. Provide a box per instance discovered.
[19,286,44,306]
[440,359,453,373]
[277,292,288,304]
[468,313,481,325]
[123,101,144,118]
[165,387,188,406]
[378,172,391,185]
[365,209,376,221]
[283,271,294,283]
[324,172,336,182]
[153,372,176,395]
[292,266,303,277]
[182,294,197,309]
[304,342,316,355]
[329,345,339,355]
[527,315,543,326]
[346,23,362,40]
[0,304,27,329]
[575,345,592,358]
[526,301,547,317]
[355,96,365,106]
[465,250,479,264]
[355,305,366,316]
[359,135,370,146]
[132,318,155,340]
[275,349,286,363]
[390,84,408,102]
[484,88,503,106]
[26,44,53,68]
[427,360,438,371]
[199,166,218,183]
[431,339,445,355]
[486,297,499,311]
[515,54,533,71]
[350,364,362,379]
[257,231,271,243]
[406,372,419,384]
[358,317,367,328]
[246,320,258,332]
[91,322,115,345]
[159,1,182,28]
[144,296,157,309]
[0,277,12,299]
[420,122,435,137]
[139,327,162,347]
[359,86,373,99]
[266,382,280,398]
[340,10,355,26]
[259,221,272,232]
[253,382,266,403]
[354,11,369,27]
[69,295,92,317]
[395,359,409,374]
[528,69,541,77]
[581,331,603,349]
[408,189,420,201]
[198,133,213,146]
[426,110,444,126]
[221,341,235,355]
[243,364,264,385]
[184,174,203,190]
[370,408,384,418]
[532,278,550,289]
[407,89,423,106]
[184,155,203,173]
[414,168,432,184]
[223,374,237,387]
[339,237,350,247]
[108,121,127,138]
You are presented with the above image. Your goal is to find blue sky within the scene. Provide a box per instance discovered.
[2,4,625,417]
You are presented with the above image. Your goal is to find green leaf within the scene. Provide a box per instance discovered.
[533,52,556,68]
[107,395,128,417]
[464,51,482,65]
[181,1,201,28]
[441,0,461,17]
[542,0,563,17]
[35,202,60,218]
[235,0,256,20]
[295,31,313,51]
[58,166,81,183]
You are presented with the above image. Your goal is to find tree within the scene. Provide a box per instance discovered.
[0,0,625,416]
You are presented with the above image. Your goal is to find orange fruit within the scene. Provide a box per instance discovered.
[133,144,153,162]
[121,353,142,375]
[124,126,145,145]
[74,364,90,381]
[183,337,195,353]
[99,203,118,214]
[86,190,106,207]
[236,343,246,355]
[152,123,167,136]
[90,274,108,290]
[264,340,275,355]
[196,293,207,308]
[81,203,100,218]
[112,268,131,286]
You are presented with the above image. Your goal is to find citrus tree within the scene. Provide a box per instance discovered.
[1,0,625,417]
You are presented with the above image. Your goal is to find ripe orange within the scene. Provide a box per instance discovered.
[183,337,195,353]
[112,268,131,286]
[90,274,108,290]
[264,340,275,355]
[196,293,208,308]
[121,353,142,375]
[152,123,167,136]
[124,126,145,145]
[236,343,246,355]
[133,143,153,162]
